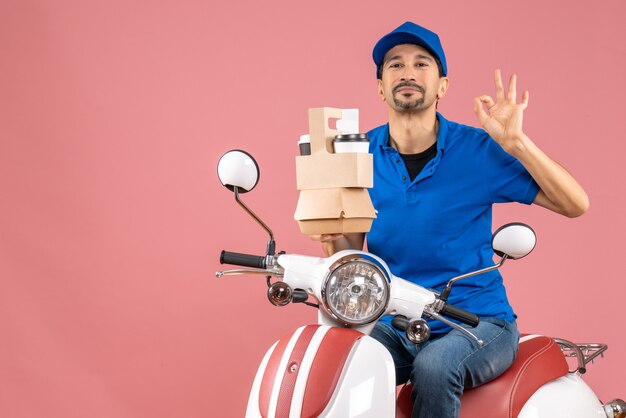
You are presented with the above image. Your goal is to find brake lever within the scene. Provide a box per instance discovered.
[216,256,284,278]
[423,307,484,347]
[215,268,283,278]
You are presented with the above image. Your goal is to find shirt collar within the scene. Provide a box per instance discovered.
[378,112,448,153]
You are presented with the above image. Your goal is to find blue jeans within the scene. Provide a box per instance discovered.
[370,317,520,418]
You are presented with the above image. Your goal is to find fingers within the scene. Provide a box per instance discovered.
[310,234,343,242]
[493,69,529,107]
[507,73,517,102]
[494,69,505,100]
[478,95,495,108]
[495,69,516,102]
[473,96,489,125]
[521,90,529,108]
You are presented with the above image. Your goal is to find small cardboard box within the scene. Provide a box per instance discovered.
[294,107,376,235]
[294,188,376,235]
[295,152,373,190]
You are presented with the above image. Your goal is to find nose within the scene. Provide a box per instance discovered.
[400,65,416,81]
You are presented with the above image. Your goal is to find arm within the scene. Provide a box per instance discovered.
[474,69,589,218]
[310,233,365,256]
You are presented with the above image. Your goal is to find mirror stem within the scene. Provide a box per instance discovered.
[439,255,509,303]
[234,187,276,255]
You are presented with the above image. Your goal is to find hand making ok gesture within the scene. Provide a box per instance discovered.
[474,69,529,155]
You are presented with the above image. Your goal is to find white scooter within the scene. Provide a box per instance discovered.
[215,150,625,418]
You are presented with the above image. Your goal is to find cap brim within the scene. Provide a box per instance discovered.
[373,32,439,68]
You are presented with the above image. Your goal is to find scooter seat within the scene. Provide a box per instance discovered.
[396,334,569,418]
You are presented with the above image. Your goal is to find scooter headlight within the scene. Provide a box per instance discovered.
[321,256,390,326]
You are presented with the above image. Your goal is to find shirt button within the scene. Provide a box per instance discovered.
[402,176,407,181]
[395,159,400,163]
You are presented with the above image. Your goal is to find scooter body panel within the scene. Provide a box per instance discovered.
[319,336,395,417]
[247,341,278,418]
[518,373,605,418]
[246,325,395,418]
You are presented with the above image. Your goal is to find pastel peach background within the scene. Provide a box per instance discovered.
[1,0,624,417]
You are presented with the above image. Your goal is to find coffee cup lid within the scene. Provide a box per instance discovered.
[333,133,369,142]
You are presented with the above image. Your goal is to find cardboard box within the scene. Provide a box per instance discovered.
[295,153,373,190]
[294,188,376,235]
[294,107,376,235]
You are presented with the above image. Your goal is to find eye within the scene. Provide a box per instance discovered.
[416,62,429,68]
[388,63,402,69]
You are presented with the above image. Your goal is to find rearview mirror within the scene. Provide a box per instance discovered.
[492,223,536,260]
[216,149,275,254]
[217,150,259,193]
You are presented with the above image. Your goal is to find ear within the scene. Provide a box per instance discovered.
[437,77,449,100]
[377,79,385,101]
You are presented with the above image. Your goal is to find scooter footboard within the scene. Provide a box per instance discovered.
[246,324,395,418]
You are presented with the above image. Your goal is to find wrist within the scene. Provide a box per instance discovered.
[502,133,531,157]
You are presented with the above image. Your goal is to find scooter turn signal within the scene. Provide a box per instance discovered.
[604,399,626,418]
[406,319,431,344]
[267,282,293,307]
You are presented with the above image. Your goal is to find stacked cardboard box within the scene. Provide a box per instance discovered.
[294,107,376,235]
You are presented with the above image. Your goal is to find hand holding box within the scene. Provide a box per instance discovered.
[294,108,376,235]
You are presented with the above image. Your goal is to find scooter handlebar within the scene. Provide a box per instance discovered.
[220,250,266,269]
[439,304,480,327]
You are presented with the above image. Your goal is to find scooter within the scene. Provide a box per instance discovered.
[215,149,625,418]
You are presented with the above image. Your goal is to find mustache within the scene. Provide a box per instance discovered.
[393,81,425,94]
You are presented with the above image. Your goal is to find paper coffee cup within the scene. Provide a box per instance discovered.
[298,134,311,156]
[333,133,369,153]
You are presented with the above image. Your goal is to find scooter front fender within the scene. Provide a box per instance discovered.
[246,324,395,418]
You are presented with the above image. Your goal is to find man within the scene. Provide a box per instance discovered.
[314,22,588,418]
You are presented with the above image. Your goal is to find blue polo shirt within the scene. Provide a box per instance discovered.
[367,113,539,333]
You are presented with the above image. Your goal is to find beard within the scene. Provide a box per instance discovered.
[393,96,425,110]
[391,81,426,111]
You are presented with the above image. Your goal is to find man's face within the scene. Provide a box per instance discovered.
[378,44,448,113]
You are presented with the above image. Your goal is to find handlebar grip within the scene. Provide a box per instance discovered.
[439,304,480,327]
[220,251,266,269]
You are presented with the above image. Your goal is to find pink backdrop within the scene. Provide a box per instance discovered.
[1,0,624,417]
